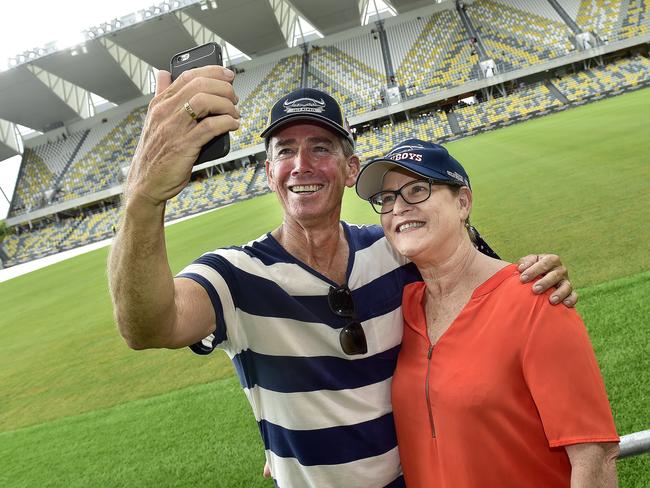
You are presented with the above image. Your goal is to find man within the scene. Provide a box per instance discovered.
[109,67,575,487]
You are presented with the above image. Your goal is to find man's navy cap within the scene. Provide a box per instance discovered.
[260,87,354,147]
[356,138,470,200]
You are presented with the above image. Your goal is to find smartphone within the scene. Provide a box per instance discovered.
[170,42,230,165]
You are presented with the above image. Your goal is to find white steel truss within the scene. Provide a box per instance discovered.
[0,119,21,154]
[174,11,240,65]
[99,38,154,95]
[358,0,370,23]
[268,0,321,47]
[26,65,94,120]
[359,0,397,25]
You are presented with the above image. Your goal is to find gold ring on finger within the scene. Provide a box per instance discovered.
[183,101,198,120]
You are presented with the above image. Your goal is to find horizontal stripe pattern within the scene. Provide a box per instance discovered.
[260,413,397,466]
[268,447,404,488]
[177,223,415,486]
[244,380,392,430]
[184,253,417,325]
[213,307,404,359]
[232,345,400,392]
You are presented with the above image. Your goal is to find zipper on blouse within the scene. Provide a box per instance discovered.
[425,343,436,438]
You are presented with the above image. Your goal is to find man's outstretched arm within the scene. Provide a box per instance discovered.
[108,67,239,349]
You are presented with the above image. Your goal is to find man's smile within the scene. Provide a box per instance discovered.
[289,184,324,194]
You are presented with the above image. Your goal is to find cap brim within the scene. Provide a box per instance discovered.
[260,113,354,146]
[355,158,461,199]
[355,159,426,199]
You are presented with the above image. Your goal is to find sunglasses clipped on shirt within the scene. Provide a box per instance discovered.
[328,284,368,355]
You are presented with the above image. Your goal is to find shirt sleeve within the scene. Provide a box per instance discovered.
[176,251,239,354]
[522,298,619,447]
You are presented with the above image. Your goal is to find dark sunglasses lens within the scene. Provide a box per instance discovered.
[340,322,368,355]
[329,286,355,316]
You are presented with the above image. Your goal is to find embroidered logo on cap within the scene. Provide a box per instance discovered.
[387,143,425,156]
[391,151,423,162]
[283,97,326,114]
[447,170,469,185]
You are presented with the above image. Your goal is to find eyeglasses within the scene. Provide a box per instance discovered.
[328,284,368,355]
[368,178,456,214]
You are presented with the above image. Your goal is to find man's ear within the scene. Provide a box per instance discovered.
[458,186,473,220]
[345,155,361,188]
[265,160,276,192]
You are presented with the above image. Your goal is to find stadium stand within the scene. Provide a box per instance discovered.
[553,55,650,101]
[309,44,385,113]
[10,151,56,214]
[453,81,563,132]
[356,111,453,161]
[230,56,302,152]
[468,0,573,71]
[165,165,260,220]
[2,3,650,268]
[393,10,475,97]
[576,0,624,43]
[618,0,650,39]
[58,107,147,202]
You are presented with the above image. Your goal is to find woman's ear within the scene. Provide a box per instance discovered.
[458,186,473,220]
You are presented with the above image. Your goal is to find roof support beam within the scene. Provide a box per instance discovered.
[0,119,21,155]
[268,0,300,47]
[25,65,94,119]
[174,11,233,65]
[99,38,154,96]
[358,0,370,24]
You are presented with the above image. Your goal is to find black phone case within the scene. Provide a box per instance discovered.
[170,42,230,165]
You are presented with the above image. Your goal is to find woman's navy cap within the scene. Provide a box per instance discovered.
[356,138,471,200]
[260,87,354,147]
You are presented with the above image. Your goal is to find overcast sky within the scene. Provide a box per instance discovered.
[0,0,162,219]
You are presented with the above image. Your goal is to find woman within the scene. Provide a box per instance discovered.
[355,139,619,487]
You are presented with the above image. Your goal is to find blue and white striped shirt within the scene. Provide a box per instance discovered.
[178,222,420,487]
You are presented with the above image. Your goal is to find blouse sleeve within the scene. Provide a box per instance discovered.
[521,299,619,447]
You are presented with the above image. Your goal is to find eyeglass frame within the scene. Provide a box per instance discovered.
[327,284,368,356]
[367,178,463,214]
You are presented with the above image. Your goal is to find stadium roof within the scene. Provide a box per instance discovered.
[0,0,434,162]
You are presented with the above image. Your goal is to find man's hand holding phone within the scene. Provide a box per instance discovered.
[124,66,239,209]
[124,63,239,209]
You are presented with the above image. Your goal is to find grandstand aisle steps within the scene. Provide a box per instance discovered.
[457,4,489,59]
[57,217,86,251]
[307,66,363,108]
[247,165,267,192]
[616,0,634,34]
[446,111,462,134]
[54,130,90,188]
[545,80,570,103]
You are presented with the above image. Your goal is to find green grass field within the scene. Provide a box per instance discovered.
[1,87,649,487]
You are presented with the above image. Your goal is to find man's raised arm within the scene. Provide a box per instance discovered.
[108,67,239,350]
